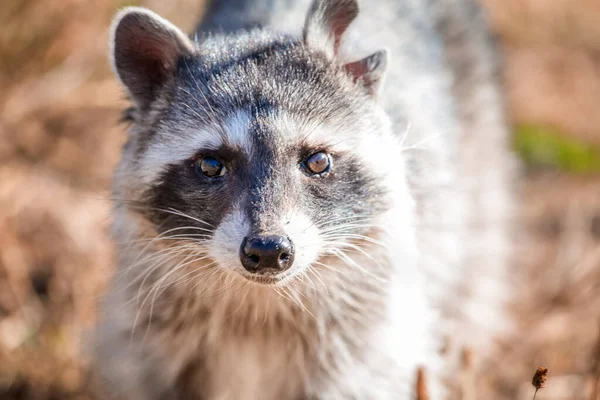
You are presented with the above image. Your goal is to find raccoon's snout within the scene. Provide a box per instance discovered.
[239,235,295,274]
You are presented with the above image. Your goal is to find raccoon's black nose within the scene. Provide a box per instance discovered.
[239,235,295,274]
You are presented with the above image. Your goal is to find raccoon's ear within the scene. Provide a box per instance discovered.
[110,7,194,111]
[344,50,388,96]
[303,0,358,57]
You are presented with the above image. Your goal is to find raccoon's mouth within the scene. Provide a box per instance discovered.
[238,269,299,286]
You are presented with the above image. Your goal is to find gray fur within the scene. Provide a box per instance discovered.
[93,0,515,399]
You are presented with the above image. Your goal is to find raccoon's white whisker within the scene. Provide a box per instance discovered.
[307,267,328,294]
[147,260,208,307]
[298,215,374,236]
[315,223,377,236]
[212,276,246,299]
[327,240,387,264]
[319,223,377,232]
[129,247,200,300]
[330,249,387,284]
[312,260,339,274]
[181,101,210,123]
[189,268,223,295]
[179,87,209,114]
[121,255,192,295]
[109,200,216,229]
[314,215,375,230]
[138,252,208,340]
[317,219,376,230]
[175,268,213,292]
[147,254,213,307]
[127,225,211,267]
[299,120,323,144]
[157,259,217,294]
[227,284,253,318]
[275,283,300,306]
[297,274,317,298]
[398,121,412,147]
[210,271,242,298]
[321,233,388,248]
[276,285,302,310]
[128,228,194,263]
[128,246,202,308]
[296,229,386,254]
[318,224,380,237]
[194,268,235,298]
[400,131,444,152]
[286,286,316,319]
[118,240,208,288]
[268,163,288,177]
[119,244,198,290]
[181,61,222,128]
[179,74,218,124]
[159,207,215,228]
[116,242,186,274]
[272,286,292,306]
[123,242,204,277]
[117,232,213,246]
[130,250,199,342]
[262,290,273,325]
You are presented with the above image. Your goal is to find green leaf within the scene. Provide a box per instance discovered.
[513,125,600,174]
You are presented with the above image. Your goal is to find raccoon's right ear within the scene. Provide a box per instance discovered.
[110,7,195,111]
[344,50,388,95]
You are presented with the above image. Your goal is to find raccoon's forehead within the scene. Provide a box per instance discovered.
[170,35,360,123]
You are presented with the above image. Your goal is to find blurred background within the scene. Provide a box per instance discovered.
[1,0,600,399]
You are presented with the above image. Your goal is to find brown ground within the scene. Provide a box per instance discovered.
[1,1,599,399]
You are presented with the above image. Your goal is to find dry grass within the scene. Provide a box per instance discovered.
[1,0,600,399]
[531,366,548,399]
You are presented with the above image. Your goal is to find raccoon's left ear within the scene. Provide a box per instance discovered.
[303,0,358,57]
[110,7,195,111]
[344,49,388,96]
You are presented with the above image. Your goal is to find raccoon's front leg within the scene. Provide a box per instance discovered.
[304,361,414,400]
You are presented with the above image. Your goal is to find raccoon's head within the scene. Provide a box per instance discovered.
[110,0,414,287]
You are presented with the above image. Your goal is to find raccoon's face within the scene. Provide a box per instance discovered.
[110,1,411,286]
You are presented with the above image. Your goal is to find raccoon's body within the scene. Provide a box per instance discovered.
[93,0,515,399]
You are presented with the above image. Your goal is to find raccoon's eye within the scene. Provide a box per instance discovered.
[195,156,226,178]
[302,152,331,176]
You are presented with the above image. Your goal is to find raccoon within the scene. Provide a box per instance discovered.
[92,0,515,398]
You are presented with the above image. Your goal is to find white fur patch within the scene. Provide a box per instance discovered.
[281,210,322,277]
[222,110,253,155]
[209,205,249,274]
[269,111,354,153]
[135,111,254,185]
[136,128,223,184]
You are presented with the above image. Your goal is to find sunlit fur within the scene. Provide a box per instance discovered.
[93,0,515,399]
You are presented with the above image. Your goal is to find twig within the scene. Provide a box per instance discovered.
[416,367,429,400]
[459,348,476,400]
